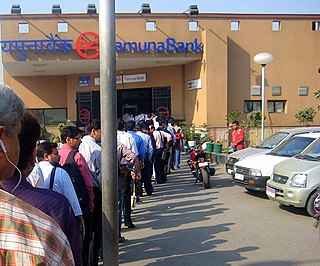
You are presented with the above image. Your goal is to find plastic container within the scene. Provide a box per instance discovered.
[188,140,196,147]
[207,143,214,152]
[214,143,223,154]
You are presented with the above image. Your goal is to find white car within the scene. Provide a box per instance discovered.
[233,133,320,192]
[225,127,320,176]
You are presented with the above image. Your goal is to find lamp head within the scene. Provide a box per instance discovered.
[254,53,273,65]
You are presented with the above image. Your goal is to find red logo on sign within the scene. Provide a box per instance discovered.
[76,32,99,59]
[156,106,170,119]
[79,109,91,124]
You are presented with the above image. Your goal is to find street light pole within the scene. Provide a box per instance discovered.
[261,64,266,140]
[99,0,118,265]
[254,53,273,141]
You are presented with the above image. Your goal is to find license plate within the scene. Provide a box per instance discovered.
[227,169,233,175]
[266,186,276,198]
[198,162,209,167]
[234,173,244,181]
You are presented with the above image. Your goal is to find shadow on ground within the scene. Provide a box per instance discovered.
[119,156,259,265]
[120,224,259,265]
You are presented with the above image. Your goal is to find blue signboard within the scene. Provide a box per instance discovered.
[78,76,91,87]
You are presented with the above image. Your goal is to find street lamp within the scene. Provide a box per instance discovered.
[254,52,273,141]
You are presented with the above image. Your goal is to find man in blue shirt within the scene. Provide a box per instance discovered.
[136,121,154,196]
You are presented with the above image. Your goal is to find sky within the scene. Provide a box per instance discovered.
[0,0,320,81]
[0,0,320,14]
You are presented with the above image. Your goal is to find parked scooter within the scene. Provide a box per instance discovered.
[187,146,215,188]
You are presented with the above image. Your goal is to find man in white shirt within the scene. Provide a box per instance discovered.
[79,120,102,265]
[32,142,85,236]
[152,120,172,184]
[117,119,140,229]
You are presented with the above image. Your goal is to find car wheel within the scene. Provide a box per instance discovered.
[306,190,319,217]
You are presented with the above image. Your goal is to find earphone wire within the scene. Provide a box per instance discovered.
[0,151,22,194]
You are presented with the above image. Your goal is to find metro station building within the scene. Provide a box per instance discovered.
[1,8,320,133]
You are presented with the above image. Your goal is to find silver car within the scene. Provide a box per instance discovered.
[226,127,320,176]
[267,137,320,216]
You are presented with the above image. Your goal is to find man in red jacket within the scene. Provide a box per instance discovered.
[231,121,245,151]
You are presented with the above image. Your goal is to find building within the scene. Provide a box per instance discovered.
[1,5,320,138]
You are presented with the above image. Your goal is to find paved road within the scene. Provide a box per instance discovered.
[119,156,320,265]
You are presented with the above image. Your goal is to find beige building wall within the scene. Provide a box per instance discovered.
[227,18,320,126]
[3,69,67,108]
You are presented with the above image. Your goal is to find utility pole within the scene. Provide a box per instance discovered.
[99,0,118,265]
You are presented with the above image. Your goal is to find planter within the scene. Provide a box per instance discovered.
[206,143,214,152]
[214,143,223,154]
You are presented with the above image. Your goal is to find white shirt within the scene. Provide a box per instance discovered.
[35,161,82,217]
[79,135,101,190]
[27,164,45,188]
[152,116,160,130]
[153,130,172,149]
[117,130,138,154]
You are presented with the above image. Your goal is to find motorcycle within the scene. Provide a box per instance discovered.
[187,147,215,189]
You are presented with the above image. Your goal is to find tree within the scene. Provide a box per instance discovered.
[225,109,242,125]
[295,107,316,126]
[246,110,262,128]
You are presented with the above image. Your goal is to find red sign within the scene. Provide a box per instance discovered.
[156,106,170,119]
[79,109,91,124]
[76,32,100,59]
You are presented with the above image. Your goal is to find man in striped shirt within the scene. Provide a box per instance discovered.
[0,83,74,265]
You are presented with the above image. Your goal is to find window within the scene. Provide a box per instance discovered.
[267,100,286,113]
[231,21,240,31]
[18,23,29,34]
[272,86,281,96]
[271,137,315,157]
[146,21,156,31]
[152,87,171,112]
[251,86,261,96]
[298,86,309,96]
[272,21,281,31]
[256,132,289,149]
[189,21,199,31]
[312,21,320,31]
[29,108,67,126]
[244,100,261,113]
[58,22,68,33]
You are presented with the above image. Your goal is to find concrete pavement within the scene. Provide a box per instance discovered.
[117,156,320,265]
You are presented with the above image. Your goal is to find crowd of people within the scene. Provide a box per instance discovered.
[0,83,183,266]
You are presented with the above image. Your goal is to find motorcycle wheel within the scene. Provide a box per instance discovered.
[201,168,211,189]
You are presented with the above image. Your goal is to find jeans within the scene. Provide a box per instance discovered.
[175,147,181,167]
[154,148,166,183]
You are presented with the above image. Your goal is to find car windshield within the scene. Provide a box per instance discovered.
[296,141,320,161]
[268,137,315,157]
[255,132,289,149]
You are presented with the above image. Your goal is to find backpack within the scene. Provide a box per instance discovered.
[49,150,90,214]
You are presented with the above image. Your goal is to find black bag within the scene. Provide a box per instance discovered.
[62,150,90,212]
[161,148,170,161]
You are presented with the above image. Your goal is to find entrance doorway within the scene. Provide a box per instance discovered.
[76,87,171,126]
